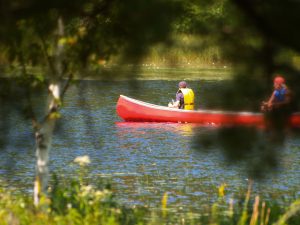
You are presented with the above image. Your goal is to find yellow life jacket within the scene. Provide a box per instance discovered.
[180,88,195,110]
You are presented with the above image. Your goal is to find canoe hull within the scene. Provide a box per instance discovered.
[116,95,300,127]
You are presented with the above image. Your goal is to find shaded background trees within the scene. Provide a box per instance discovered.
[177,0,300,110]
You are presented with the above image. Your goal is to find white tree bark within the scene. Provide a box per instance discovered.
[34,17,65,206]
[34,83,61,206]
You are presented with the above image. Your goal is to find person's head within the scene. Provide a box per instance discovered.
[273,75,285,90]
[178,81,187,88]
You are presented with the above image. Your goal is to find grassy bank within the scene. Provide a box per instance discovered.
[1,182,299,225]
[0,64,232,81]
[0,34,231,81]
[93,66,233,81]
[1,168,300,225]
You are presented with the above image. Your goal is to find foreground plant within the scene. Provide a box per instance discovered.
[0,166,299,225]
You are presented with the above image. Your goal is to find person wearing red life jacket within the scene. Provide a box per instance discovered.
[168,81,195,110]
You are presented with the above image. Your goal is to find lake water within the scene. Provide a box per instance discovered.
[0,78,300,214]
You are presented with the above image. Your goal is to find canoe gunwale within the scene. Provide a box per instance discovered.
[119,95,262,116]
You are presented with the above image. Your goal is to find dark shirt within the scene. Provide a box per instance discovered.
[176,92,184,109]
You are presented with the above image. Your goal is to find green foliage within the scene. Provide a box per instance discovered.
[0,0,184,75]
[0,179,300,224]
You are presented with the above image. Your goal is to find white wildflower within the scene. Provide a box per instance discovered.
[95,189,111,200]
[74,155,91,166]
[80,185,94,197]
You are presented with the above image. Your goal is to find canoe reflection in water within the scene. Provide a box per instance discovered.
[115,122,196,137]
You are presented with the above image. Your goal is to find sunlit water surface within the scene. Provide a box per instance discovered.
[1,79,299,214]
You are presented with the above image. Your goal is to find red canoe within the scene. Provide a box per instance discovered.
[116,95,300,127]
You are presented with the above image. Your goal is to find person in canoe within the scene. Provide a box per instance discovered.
[261,75,291,112]
[168,81,195,110]
[261,75,293,131]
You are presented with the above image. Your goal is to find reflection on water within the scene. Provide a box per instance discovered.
[115,122,198,137]
[0,80,300,214]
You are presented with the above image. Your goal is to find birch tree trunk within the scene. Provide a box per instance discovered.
[34,92,59,205]
[34,17,65,206]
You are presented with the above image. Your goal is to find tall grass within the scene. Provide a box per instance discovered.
[0,159,299,225]
[141,34,225,69]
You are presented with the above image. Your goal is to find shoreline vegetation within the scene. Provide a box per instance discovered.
[90,65,233,81]
[1,32,299,81]
[0,64,233,82]
[2,56,300,81]
[0,36,232,81]
[0,162,299,225]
